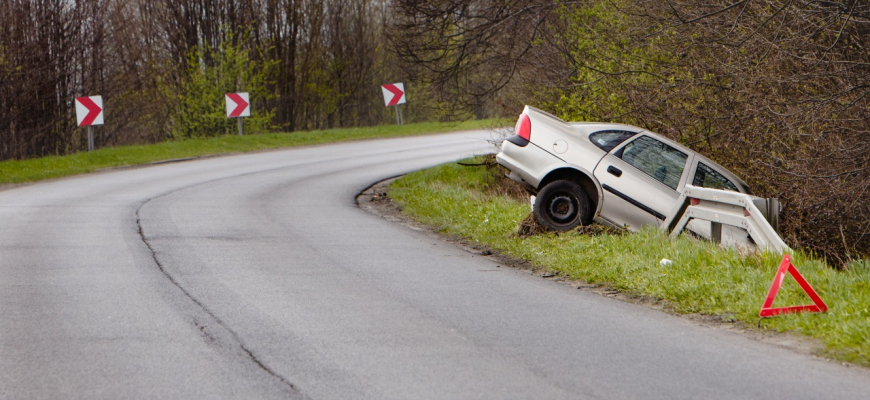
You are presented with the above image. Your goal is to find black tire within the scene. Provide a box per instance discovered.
[533,180,592,231]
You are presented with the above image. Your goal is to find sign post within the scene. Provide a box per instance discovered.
[381,83,407,125]
[225,92,250,135]
[75,96,104,151]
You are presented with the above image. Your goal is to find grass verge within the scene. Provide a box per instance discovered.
[0,120,493,185]
[390,156,870,367]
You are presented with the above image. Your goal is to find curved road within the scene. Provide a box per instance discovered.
[1,131,869,399]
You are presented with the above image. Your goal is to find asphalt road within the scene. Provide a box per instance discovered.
[2,131,869,399]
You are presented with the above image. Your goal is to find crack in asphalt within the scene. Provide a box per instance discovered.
[123,148,474,397]
[135,204,304,397]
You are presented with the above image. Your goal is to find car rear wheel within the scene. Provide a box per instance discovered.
[533,180,592,231]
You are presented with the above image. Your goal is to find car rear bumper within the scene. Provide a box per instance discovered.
[496,140,560,193]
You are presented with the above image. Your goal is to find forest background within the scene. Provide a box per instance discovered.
[2,0,869,263]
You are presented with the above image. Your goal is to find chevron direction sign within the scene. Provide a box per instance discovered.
[75,96,104,126]
[381,83,406,107]
[226,93,251,117]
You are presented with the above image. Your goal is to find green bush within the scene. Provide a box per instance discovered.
[169,38,274,138]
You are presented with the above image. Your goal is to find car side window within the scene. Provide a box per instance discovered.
[617,136,688,190]
[589,130,636,152]
[693,162,738,192]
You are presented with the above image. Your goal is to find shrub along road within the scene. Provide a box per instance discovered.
[1,132,869,398]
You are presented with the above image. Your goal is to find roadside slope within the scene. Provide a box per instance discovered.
[389,157,870,367]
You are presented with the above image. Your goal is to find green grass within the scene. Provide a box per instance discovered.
[390,157,870,366]
[0,120,493,185]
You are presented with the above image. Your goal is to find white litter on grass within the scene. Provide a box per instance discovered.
[660,258,673,267]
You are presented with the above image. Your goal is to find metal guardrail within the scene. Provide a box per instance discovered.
[662,185,790,254]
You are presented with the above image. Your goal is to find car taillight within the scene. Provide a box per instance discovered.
[516,114,531,141]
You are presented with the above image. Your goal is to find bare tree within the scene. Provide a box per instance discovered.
[390,0,573,118]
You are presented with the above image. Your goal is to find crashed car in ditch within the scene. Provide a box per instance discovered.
[496,106,752,240]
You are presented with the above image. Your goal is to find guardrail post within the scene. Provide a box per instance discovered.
[711,222,722,244]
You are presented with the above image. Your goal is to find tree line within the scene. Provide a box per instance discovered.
[0,0,411,160]
[392,0,870,263]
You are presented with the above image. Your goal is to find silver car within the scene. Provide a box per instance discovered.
[496,106,751,232]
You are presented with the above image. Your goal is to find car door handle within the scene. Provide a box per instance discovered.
[607,166,622,177]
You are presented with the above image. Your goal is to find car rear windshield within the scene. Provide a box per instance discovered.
[589,130,636,152]
[693,162,739,192]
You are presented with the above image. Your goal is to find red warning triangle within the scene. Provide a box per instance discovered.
[759,254,828,317]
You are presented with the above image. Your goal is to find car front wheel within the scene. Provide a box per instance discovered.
[533,180,592,231]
